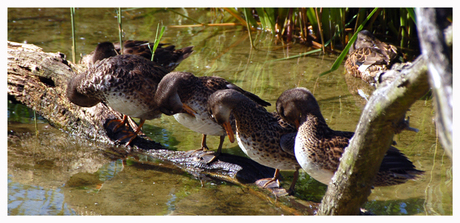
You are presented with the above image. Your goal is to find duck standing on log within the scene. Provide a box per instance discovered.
[67,41,193,145]
[207,89,300,196]
[154,72,271,163]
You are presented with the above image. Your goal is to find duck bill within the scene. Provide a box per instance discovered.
[222,121,235,143]
[295,119,300,129]
[182,104,197,117]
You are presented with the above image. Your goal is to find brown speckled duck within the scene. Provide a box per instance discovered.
[345,30,400,84]
[68,41,193,145]
[154,72,271,163]
[276,87,424,186]
[81,40,194,72]
[67,50,171,145]
[207,89,301,195]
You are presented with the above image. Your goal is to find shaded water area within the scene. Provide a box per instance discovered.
[7,8,452,215]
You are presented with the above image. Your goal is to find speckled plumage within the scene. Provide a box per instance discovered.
[68,41,193,145]
[345,30,400,84]
[154,72,271,157]
[276,87,424,186]
[67,54,170,145]
[208,89,300,193]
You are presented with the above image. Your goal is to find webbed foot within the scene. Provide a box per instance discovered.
[186,149,220,164]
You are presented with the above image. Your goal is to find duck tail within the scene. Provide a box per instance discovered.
[375,147,424,186]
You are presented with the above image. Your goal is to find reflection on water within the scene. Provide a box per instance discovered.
[7,8,452,215]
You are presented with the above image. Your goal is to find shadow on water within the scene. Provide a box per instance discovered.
[8,8,452,215]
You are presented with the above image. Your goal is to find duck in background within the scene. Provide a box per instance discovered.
[345,30,401,84]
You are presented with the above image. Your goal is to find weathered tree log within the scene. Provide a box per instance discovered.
[6,41,278,185]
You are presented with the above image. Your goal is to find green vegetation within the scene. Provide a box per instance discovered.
[226,8,423,75]
[149,23,166,62]
[70,8,76,63]
[231,8,420,51]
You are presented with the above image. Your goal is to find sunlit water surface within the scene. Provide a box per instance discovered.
[7,8,452,215]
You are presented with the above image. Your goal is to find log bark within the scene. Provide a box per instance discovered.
[6,41,277,185]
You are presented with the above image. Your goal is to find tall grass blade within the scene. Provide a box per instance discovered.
[241,8,259,28]
[315,8,325,53]
[224,8,248,27]
[150,23,166,62]
[406,8,417,25]
[117,8,123,54]
[70,8,76,64]
[255,8,276,34]
[320,7,379,76]
[243,8,255,49]
[266,48,322,63]
[167,8,203,24]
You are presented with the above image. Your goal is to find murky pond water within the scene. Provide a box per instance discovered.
[7,8,452,215]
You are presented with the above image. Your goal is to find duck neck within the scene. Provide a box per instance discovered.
[175,75,198,102]
[66,75,100,107]
[231,98,273,131]
[300,113,332,137]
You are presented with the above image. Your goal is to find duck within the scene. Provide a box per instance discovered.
[345,30,400,84]
[67,52,173,145]
[68,41,193,145]
[81,40,194,72]
[154,72,271,163]
[207,89,301,195]
[275,87,424,186]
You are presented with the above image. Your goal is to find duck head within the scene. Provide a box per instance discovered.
[154,72,196,117]
[276,87,323,129]
[207,89,246,143]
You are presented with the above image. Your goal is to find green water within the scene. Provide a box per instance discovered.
[7,8,452,215]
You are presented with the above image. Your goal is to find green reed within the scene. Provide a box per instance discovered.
[227,8,420,55]
[70,8,76,64]
[117,8,124,54]
[149,23,166,62]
